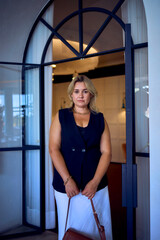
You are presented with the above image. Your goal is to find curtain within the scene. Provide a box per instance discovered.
[121,1,149,240]
[122,0,149,153]
[25,3,55,228]
[121,0,148,153]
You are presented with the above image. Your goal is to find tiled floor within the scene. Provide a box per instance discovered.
[6,231,58,240]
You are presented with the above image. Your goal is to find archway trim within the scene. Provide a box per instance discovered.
[40,6,126,64]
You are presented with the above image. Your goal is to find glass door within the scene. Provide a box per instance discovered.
[23,66,41,228]
[0,64,24,237]
[0,63,42,238]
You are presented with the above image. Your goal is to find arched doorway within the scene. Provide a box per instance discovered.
[23,1,137,239]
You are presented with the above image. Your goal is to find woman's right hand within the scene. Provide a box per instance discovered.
[65,178,80,198]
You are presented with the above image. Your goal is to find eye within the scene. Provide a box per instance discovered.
[73,89,79,94]
[83,89,89,94]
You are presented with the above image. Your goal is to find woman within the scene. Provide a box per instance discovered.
[49,75,112,240]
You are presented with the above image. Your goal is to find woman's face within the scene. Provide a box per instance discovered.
[71,81,92,108]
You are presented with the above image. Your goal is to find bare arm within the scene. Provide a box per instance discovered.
[49,112,79,197]
[82,119,112,199]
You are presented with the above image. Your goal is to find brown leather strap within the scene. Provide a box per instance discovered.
[90,199,106,240]
[64,198,106,240]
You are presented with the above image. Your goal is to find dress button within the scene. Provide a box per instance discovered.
[82,149,86,152]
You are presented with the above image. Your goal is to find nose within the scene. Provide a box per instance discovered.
[79,91,83,98]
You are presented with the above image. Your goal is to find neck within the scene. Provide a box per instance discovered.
[73,107,90,115]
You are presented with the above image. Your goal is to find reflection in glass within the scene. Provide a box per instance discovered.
[25,150,40,227]
[0,151,22,234]
[0,65,23,147]
[135,48,149,153]
[26,22,51,64]
[25,4,53,64]
[25,68,40,145]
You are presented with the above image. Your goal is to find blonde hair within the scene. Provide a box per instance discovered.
[67,75,98,113]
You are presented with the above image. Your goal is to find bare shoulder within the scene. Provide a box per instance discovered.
[102,117,111,141]
[50,112,61,134]
[49,112,61,149]
[100,117,112,153]
[51,112,60,125]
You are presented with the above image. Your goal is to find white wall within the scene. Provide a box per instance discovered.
[0,0,48,62]
[143,0,160,239]
[92,76,126,163]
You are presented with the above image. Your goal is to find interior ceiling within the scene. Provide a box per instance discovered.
[52,0,125,75]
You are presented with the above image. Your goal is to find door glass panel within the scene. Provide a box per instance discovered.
[0,64,23,147]
[57,15,79,47]
[121,0,147,45]
[25,150,40,227]
[134,48,149,153]
[25,67,40,145]
[83,0,120,12]
[0,151,22,235]
[25,21,52,64]
[53,0,78,28]
[53,53,99,76]
[52,37,77,62]
[25,3,53,64]
[90,17,124,53]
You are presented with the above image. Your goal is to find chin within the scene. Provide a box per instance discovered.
[74,100,90,108]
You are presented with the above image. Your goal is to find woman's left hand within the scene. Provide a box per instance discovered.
[81,179,98,199]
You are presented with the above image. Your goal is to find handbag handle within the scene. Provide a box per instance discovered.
[64,198,106,240]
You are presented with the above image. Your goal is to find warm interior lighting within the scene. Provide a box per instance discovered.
[51,64,56,68]
[52,39,98,75]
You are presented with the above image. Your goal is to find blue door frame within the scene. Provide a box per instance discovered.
[122,24,137,240]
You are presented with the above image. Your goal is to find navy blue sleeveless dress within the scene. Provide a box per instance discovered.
[53,108,108,193]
